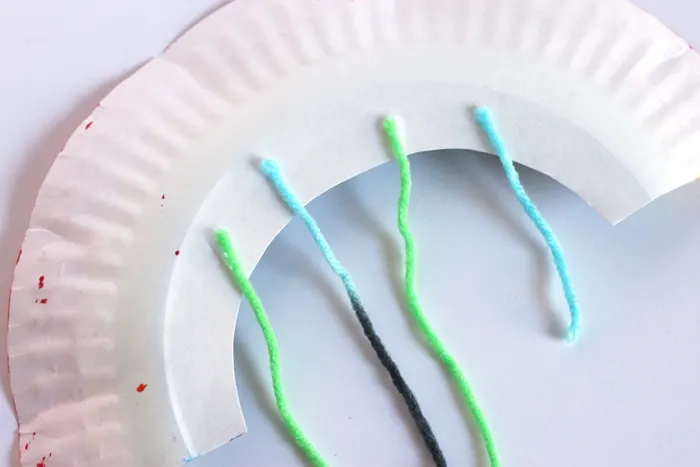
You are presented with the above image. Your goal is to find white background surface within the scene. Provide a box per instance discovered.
[0,0,699,466]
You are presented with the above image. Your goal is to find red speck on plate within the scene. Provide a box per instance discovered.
[38,276,45,289]
[174,250,180,256]
[85,121,93,130]
[37,463,45,467]
[37,299,48,304]
[136,383,148,393]
[16,249,22,265]
[161,194,166,200]
[24,443,29,450]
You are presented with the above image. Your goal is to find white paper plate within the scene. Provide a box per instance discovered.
[8,0,700,465]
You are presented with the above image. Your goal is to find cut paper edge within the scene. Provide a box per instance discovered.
[7,0,700,466]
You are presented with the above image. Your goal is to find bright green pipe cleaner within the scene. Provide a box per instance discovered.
[216,230,328,467]
[382,117,502,467]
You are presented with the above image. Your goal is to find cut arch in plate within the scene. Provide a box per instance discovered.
[8,0,700,465]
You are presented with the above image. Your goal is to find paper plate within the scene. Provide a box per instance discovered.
[8,0,700,465]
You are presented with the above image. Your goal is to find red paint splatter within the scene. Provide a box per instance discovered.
[174,250,180,256]
[161,194,166,200]
[85,121,93,130]
[35,299,48,304]
[38,276,45,289]
[16,249,22,265]
[23,432,36,451]
[136,383,148,393]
